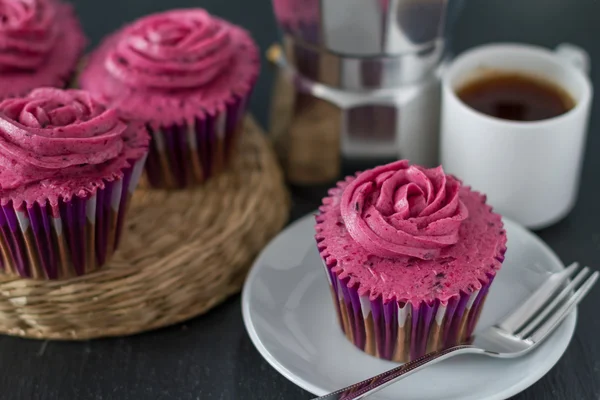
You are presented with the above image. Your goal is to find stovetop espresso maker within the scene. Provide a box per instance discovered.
[269,0,464,184]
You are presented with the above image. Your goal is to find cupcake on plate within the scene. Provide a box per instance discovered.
[315,160,507,362]
[0,0,87,99]
[0,88,150,280]
[79,8,260,189]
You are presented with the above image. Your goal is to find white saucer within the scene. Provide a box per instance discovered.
[242,214,576,400]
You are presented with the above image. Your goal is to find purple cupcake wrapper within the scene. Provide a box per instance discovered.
[144,94,250,189]
[322,262,494,362]
[0,156,147,280]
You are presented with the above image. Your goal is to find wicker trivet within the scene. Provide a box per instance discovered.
[0,116,290,340]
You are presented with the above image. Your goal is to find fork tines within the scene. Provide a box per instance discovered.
[497,262,598,343]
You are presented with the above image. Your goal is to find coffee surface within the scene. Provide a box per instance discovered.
[457,72,575,121]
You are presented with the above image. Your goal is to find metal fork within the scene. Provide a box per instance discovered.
[313,262,598,400]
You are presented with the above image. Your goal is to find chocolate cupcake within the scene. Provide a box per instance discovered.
[0,88,149,279]
[0,0,87,99]
[315,160,507,362]
[79,8,259,189]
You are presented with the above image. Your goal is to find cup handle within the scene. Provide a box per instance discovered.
[554,43,591,76]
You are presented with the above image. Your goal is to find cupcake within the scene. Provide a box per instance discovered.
[315,160,507,362]
[0,0,87,99]
[0,88,150,280]
[79,8,260,189]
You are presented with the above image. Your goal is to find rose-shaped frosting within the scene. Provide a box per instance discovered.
[0,88,127,190]
[0,0,59,72]
[340,160,469,260]
[104,9,234,89]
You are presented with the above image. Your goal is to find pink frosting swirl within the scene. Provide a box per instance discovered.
[0,0,60,72]
[104,9,234,89]
[340,160,469,260]
[0,88,127,189]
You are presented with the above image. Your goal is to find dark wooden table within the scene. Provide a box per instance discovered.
[1,1,598,399]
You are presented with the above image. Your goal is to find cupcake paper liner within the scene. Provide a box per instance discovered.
[144,94,248,189]
[322,261,495,362]
[0,156,146,280]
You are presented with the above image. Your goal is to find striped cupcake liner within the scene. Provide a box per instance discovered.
[322,263,494,362]
[0,156,146,280]
[144,94,249,189]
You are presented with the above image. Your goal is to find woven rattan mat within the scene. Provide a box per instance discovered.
[0,116,290,340]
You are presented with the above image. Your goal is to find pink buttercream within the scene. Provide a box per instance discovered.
[79,8,259,128]
[315,164,507,305]
[105,9,235,90]
[0,0,58,71]
[340,160,468,260]
[0,88,149,206]
[272,0,320,28]
[0,0,87,99]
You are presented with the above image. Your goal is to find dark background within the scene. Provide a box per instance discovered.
[0,0,598,399]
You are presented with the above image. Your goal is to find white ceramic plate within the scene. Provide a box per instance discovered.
[242,214,576,400]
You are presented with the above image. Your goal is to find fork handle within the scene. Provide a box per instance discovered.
[312,345,482,400]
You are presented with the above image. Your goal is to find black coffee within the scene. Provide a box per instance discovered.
[457,72,575,121]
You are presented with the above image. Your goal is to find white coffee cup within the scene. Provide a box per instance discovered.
[440,43,593,229]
